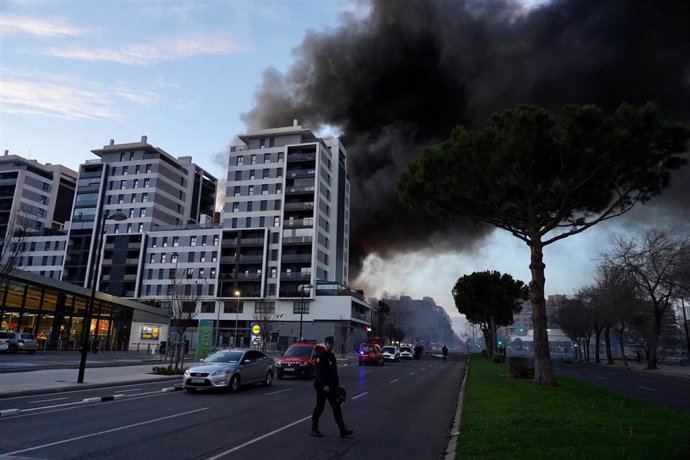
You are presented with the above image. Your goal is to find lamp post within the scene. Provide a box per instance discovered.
[298,284,313,341]
[234,290,241,348]
[77,210,127,383]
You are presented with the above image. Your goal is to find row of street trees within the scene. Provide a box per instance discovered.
[559,229,689,369]
[399,102,689,385]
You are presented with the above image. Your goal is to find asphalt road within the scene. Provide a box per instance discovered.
[552,361,690,413]
[0,355,467,460]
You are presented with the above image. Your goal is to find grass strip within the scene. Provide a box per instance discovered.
[457,355,690,460]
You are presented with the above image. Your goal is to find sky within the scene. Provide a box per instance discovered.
[1,0,688,337]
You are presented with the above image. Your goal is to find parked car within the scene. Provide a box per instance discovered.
[183,348,274,393]
[399,346,414,360]
[0,331,9,352]
[7,332,39,354]
[358,343,384,366]
[275,341,325,380]
[382,345,400,362]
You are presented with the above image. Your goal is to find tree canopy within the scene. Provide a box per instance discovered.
[399,103,689,385]
[452,270,528,357]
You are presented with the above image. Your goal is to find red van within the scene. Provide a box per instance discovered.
[275,341,325,379]
[358,343,384,366]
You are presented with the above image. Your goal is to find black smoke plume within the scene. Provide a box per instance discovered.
[242,0,690,278]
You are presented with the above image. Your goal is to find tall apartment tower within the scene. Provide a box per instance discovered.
[0,152,77,239]
[0,153,77,277]
[222,122,350,299]
[61,137,217,296]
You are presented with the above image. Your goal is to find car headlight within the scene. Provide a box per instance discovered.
[209,370,228,377]
[299,362,310,366]
[184,369,190,376]
[275,362,283,367]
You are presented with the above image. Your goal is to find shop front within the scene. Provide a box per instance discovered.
[0,271,168,351]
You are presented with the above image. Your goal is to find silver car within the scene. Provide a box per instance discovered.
[7,332,39,354]
[183,348,275,393]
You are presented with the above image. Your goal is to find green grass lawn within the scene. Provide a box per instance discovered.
[457,355,690,460]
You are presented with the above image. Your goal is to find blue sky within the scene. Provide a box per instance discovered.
[1,0,663,336]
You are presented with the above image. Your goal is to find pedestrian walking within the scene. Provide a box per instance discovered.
[311,336,354,438]
[442,345,448,361]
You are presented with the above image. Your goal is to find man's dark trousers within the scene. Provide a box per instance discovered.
[312,387,345,431]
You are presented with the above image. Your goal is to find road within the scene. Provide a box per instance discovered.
[0,355,467,459]
[552,360,690,413]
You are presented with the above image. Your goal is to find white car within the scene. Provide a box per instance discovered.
[399,346,414,360]
[0,331,9,352]
[183,348,275,393]
[382,346,400,362]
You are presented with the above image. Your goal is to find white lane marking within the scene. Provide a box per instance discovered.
[409,372,415,375]
[206,415,312,460]
[351,392,367,400]
[2,407,209,456]
[28,397,68,404]
[20,400,91,413]
[637,386,657,392]
[265,388,292,396]
[389,379,399,383]
[0,381,172,401]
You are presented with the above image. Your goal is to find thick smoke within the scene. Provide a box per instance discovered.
[242,0,690,278]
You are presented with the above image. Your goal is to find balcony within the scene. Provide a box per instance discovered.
[282,236,313,245]
[280,272,311,280]
[238,238,264,246]
[285,186,315,194]
[281,254,312,263]
[287,169,316,178]
[220,255,264,264]
[223,272,262,280]
[284,218,313,228]
[286,153,315,162]
[283,202,314,211]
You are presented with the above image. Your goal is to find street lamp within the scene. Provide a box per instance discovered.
[298,284,313,341]
[234,290,241,348]
[77,210,127,383]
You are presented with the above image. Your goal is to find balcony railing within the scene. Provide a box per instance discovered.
[282,236,313,244]
[279,272,311,280]
[281,254,311,263]
[284,218,313,228]
[283,202,314,211]
[285,186,315,194]
[220,255,264,264]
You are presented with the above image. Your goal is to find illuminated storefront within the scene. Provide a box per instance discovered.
[0,270,168,351]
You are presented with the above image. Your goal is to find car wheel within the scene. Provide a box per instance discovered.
[263,371,273,387]
[9,345,18,354]
[185,387,197,393]
[229,374,240,393]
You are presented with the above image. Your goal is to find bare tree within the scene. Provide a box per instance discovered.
[558,298,593,361]
[603,230,688,369]
[253,303,282,353]
[0,203,38,282]
[165,271,201,372]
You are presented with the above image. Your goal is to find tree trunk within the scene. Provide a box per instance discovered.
[604,325,614,364]
[480,326,492,357]
[528,239,557,385]
[647,309,662,370]
[489,314,497,358]
[616,327,628,367]
[594,328,601,363]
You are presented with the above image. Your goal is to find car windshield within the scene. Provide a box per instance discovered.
[21,334,34,339]
[360,345,375,353]
[204,351,243,363]
[383,347,395,353]
[284,346,313,357]
[400,347,412,352]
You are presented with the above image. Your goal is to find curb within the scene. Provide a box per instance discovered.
[0,375,180,400]
[0,384,184,417]
[444,354,469,460]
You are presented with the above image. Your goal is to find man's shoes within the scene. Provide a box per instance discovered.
[310,429,323,437]
[340,428,354,438]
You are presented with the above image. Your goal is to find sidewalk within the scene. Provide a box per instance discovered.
[558,356,690,378]
[0,352,357,399]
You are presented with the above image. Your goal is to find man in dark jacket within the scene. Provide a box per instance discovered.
[311,336,354,438]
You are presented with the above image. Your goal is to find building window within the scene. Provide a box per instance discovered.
[249,170,255,180]
[199,268,205,279]
[135,165,141,174]
[259,216,265,227]
[234,186,241,197]
[236,156,244,166]
[190,236,197,246]
[247,201,253,212]
[254,301,275,314]
[212,251,218,262]
[213,235,219,245]
[162,237,168,247]
[144,178,150,187]
[127,223,132,233]
[129,208,135,218]
[235,171,242,181]
[123,166,128,175]
[138,223,144,232]
[186,268,194,279]
[245,217,251,227]
[140,208,146,217]
[270,267,277,278]
[152,237,157,247]
[263,169,270,179]
[274,200,281,210]
[210,267,216,278]
[172,236,179,247]
[261,184,269,195]
[271,249,278,261]
[293,301,309,315]
[231,218,237,228]
[161,253,167,263]
[200,252,206,262]
[225,301,244,314]
[189,252,195,262]
[171,253,178,263]
[264,153,270,163]
[277,168,283,178]
[142,193,149,202]
[274,217,280,227]
[120,180,127,189]
[146,164,152,173]
[118,195,124,204]
[278,152,283,162]
[133,179,139,188]
[232,203,239,213]
[276,184,282,194]
[120,153,126,161]
[202,235,207,246]
[251,154,257,165]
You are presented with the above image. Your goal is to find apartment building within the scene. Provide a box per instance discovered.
[11,129,369,353]
[0,152,76,279]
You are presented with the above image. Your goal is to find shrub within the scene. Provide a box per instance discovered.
[506,356,534,379]
[492,354,506,363]
[152,365,187,375]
